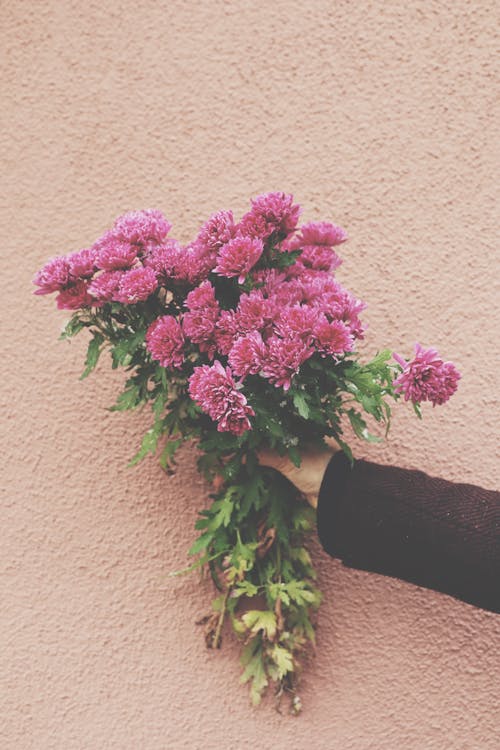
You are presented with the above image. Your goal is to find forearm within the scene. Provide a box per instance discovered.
[316,453,500,614]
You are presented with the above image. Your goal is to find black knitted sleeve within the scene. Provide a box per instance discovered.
[316,453,500,614]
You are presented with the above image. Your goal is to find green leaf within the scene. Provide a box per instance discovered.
[233,580,260,598]
[334,436,354,465]
[159,438,183,470]
[413,401,423,419]
[188,532,214,556]
[109,384,142,411]
[368,349,392,369]
[60,316,86,340]
[80,332,105,379]
[240,639,268,706]
[241,610,277,640]
[207,488,238,531]
[237,473,266,519]
[292,391,310,419]
[128,427,160,466]
[347,409,381,443]
[287,444,301,468]
[110,328,146,368]
[270,645,294,679]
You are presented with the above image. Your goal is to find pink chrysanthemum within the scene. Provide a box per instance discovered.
[196,210,235,256]
[239,192,302,241]
[146,316,185,369]
[262,336,313,391]
[294,245,342,272]
[297,221,347,247]
[274,304,318,343]
[314,317,353,357]
[68,248,97,279]
[88,271,123,302]
[214,235,264,284]
[113,209,171,245]
[266,277,304,307]
[337,292,367,339]
[144,240,184,283]
[117,266,158,303]
[214,309,240,355]
[183,281,220,356]
[33,256,71,295]
[189,361,254,435]
[236,290,277,334]
[95,237,138,271]
[56,280,93,310]
[393,344,461,406]
[228,332,267,378]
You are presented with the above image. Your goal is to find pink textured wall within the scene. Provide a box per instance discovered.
[2,1,499,748]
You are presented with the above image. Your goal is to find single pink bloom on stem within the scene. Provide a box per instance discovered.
[113,209,171,245]
[189,361,254,435]
[146,316,185,369]
[214,235,264,284]
[393,343,461,406]
[228,331,267,378]
[33,256,71,295]
[117,266,158,303]
[262,336,313,391]
[56,280,93,310]
[239,192,301,241]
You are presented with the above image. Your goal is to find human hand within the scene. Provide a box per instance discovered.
[257,444,338,509]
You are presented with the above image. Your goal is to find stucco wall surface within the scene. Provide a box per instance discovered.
[1,1,499,748]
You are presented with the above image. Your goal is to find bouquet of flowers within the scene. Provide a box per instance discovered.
[34,192,460,711]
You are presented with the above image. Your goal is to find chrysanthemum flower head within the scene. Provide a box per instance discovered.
[297,221,347,247]
[228,331,267,378]
[95,236,139,271]
[183,281,220,357]
[88,270,123,303]
[239,192,301,241]
[214,235,264,284]
[274,304,318,343]
[116,266,158,303]
[33,256,71,295]
[393,344,461,406]
[56,280,93,310]
[113,209,171,245]
[189,361,254,435]
[295,245,342,273]
[67,248,97,279]
[146,316,185,369]
[314,317,353,357]
[196,210,235,256]
[262,336,313,391]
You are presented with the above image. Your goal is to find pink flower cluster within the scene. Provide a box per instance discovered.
[35,193,366,434]
[393,344,461,406]
[33,209,172,309]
